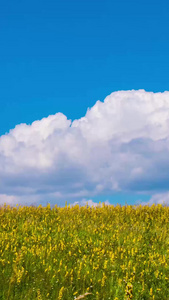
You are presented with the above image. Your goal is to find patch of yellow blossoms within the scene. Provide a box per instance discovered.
[0,203,169,299]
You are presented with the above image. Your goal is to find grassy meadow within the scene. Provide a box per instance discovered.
[0,203,169,300]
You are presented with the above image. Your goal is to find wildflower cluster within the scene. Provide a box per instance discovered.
[0,203,169,299]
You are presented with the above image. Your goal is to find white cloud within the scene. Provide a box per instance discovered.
[71,199,111,207]
[138,192,169,206]
[0,193,40,206]
[1,89,169,206]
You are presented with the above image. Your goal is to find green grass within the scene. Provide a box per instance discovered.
[0,203,169,299]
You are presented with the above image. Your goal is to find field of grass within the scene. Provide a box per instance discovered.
[0,203,169,300]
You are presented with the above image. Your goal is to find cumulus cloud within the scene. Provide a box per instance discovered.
[138,192,169,206]
[71,199,111,207]
[1,89,169,206]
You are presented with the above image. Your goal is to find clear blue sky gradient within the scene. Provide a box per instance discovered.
[0,0,169,205]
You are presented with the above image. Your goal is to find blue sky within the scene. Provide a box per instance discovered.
[0,0,169,206]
